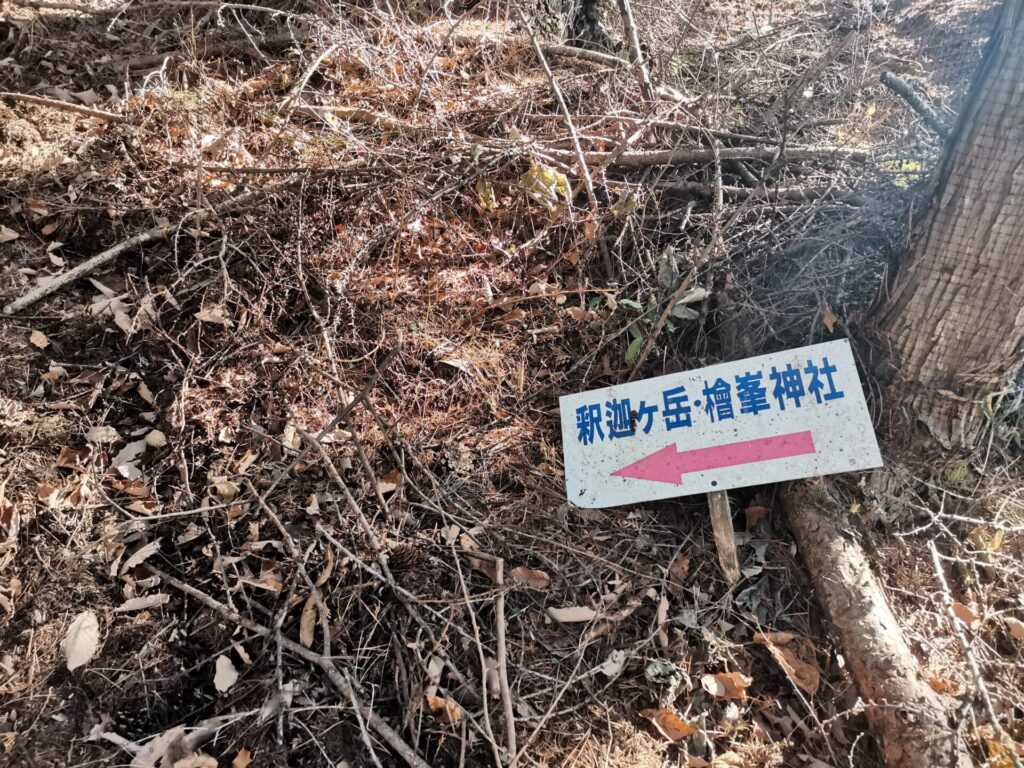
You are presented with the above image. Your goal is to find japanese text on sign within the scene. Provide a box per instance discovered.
[574,356,844,446]
[559,340,882,509]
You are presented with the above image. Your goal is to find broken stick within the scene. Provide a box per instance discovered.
[707,491,740,585]
[0,91,132,123]
[616,0,655,101]
[880,71,951,140]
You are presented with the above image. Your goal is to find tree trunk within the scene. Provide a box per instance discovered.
[782,481,974,768]
[880,0,1024,448]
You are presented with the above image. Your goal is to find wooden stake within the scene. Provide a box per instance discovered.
[707,490,740,585]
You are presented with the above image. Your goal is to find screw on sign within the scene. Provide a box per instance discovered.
[559,340,883,577]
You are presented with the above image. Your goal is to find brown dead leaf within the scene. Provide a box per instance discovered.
[63,610,101,671]
[195,308,234,327]
[376,469,403,494]
[136,381,155,404]
[299,591,318,648]
[56,445,92,469]
[510,566,551,589]
[700,671,752,700]
[116,593,170,612]
[929,676,961,695]
[822,305,838,333]
[952,601,980,628]
[0,225,20,243]
[127,499,159,515]
[315,547,335,587]
[130,726,188,768]
[172,756,217,768]
[109,478,154,498]
[494,308,526,325]
[745,505,770,528]
[231,748,252,768]
[753,631,821,695]
[667,554,691,596]
[639,708,697,741]
[0,495,18,541]
[214,654,239,692]
[209,479,240,503]
[468,556,498,582]
[547,605,598,623]
[121,539,161,575]
[1004,616,1024,640]
[36,482,62,508]
[425,693,462,724]
[29,330,50,349]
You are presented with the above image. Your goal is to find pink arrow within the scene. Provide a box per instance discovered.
[612,430,815,485]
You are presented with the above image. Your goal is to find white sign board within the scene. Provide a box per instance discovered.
[559,340,882,509]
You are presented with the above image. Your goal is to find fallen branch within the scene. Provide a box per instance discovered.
[527,114,772,144]
[297,104,437,136]
[146,565,432,768]
[616,0,655,100]
[545,145,868,167]
[111,32,300,70]
[662,180,865,205]
[539,43,627,69]
[880,71,951,139]
[781,480,973,768]
[494,559,517,767]
[0,91,131,123]
[4,225,164,315]
[9,0,99,11]
[3,185,271,314]
[11,0,298,14]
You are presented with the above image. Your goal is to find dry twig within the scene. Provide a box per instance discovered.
[0,91,132,123]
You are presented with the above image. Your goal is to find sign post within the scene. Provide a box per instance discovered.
[559,340,882,580]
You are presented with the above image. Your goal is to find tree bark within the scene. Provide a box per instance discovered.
[782,480,974,768]
[880,0,1024,448]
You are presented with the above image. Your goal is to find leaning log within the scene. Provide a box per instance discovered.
[781,479,973,768]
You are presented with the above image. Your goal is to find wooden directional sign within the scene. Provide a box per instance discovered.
[560,340,882,509]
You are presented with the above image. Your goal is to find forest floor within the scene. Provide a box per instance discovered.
[1,0,1022,767]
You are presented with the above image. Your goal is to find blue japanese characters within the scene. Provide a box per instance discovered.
[575,356,845,445]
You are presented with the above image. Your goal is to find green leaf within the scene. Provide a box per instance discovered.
[618,298,643,310]
[628,323,643,341]
[624,337,644,365]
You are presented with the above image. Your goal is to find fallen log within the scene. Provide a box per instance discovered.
[781,479,973,768]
